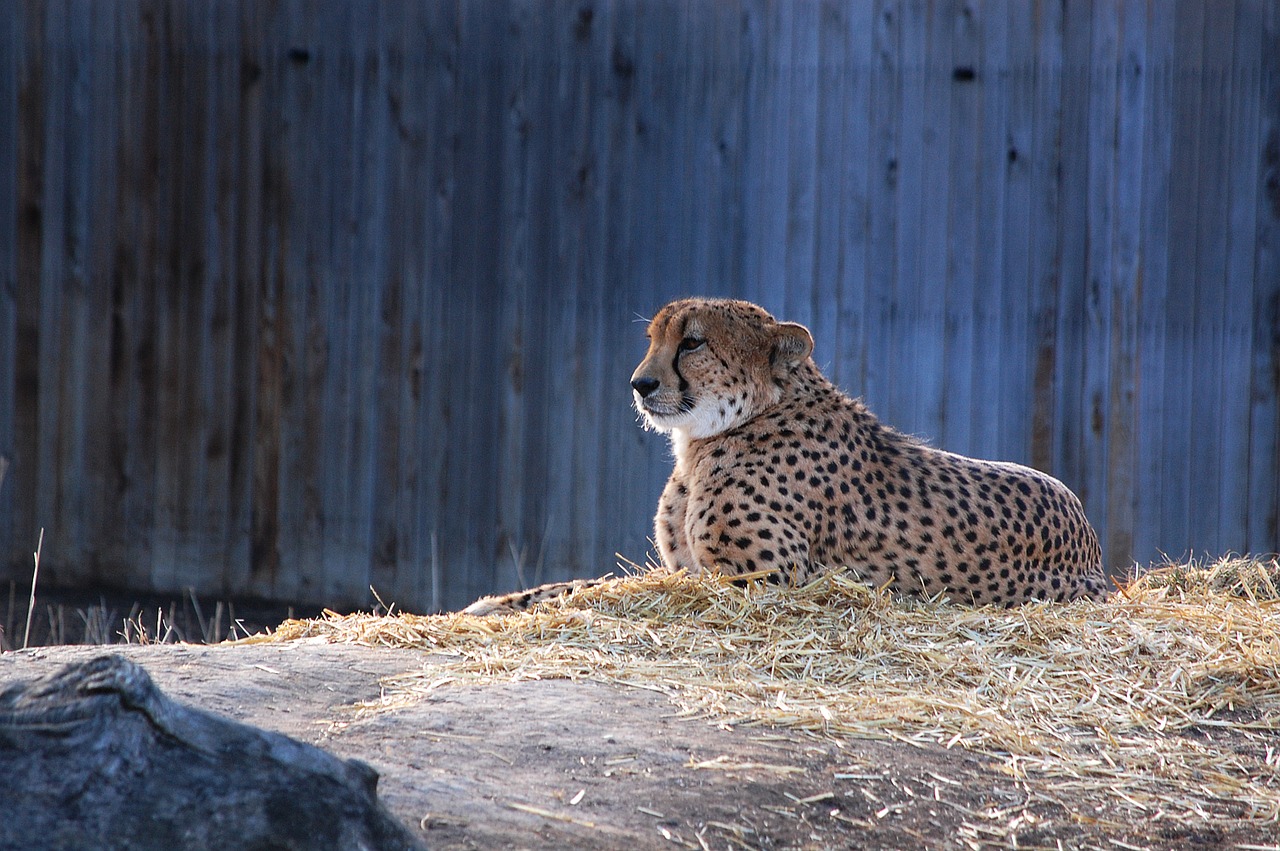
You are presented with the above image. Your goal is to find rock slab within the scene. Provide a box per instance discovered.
[0,653,423,851]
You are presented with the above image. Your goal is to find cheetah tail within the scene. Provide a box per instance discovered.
[460,576,612,616]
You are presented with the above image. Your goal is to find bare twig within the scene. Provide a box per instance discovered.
[21,528,44,650]
[188,588,208,639]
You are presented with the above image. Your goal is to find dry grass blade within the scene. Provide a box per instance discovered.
[22,529,44,650]
[268,556,1280,830]
[505,802,597,829]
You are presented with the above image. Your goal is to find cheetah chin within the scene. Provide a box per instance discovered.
[463,297,1108,614]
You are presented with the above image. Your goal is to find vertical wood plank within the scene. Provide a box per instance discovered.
[378,0,428,606]
[525,1,578,590]
[492,0,534,597]
[1051,0,1092,496]
[808,1,842,380]
[824,0,875,394]
[356,1,401,605]
[863,0,898,416]
[1189,1,1237,556]
[314,0,351,602]
[704,0,746,298]
[152,0,217,597]
[142,0,174,594]
[970,0,1008,461]
[1208,0,1259,550]
[944,0,981,455]
[1103,0,1147,573]
[8,0,48,576]
[914,1,952,444]
[80,0,122,588]
[1079,0,1119,554]
[1027,0,1065,475]
[107,0,162,593]
[1133,0,1174,566]
[741,0,787,308]
[468,1,506,591]
[273,0,325,604]
[559,0,607,582]
[34,0,69,580]
[228,0,267,596]
[1247,0,1280,555]
[510,1,559,603]
[782,2,817,331]
[444,2,502,606]
[247,0,292,600]
[627,0,664,320]
[602,0,664,571]
[199,0,245,597]
[826,0,872,396]
[406,0,460,610]
[998,0,1034,465]
[887,0,928,435]
[1215,1,1261,558]
[0,0,18,562]
[590,0,648,577]
[1159,0,1206,562]
[54,1,98,578]
[146,0,178,594]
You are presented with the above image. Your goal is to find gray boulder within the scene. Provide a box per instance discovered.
[0,653,424,850]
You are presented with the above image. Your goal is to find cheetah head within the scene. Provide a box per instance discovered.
[630,298,814,440]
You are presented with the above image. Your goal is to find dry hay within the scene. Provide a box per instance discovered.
[266,556,1280,830]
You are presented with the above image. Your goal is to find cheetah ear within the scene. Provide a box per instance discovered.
[770,322,814,371]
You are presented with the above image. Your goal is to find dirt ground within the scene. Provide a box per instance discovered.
[1,640,1274,850]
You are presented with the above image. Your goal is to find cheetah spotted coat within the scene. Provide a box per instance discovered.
[463,298,1107,615]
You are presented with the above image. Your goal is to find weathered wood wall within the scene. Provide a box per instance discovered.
[2,1,1278,612]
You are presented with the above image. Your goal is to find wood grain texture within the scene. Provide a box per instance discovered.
[2,0,1276,610]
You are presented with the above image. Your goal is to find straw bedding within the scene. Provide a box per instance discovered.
[269,556,1280,830]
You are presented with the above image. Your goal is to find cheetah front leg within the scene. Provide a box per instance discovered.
[654,472,695,571]
[683,485,813,585]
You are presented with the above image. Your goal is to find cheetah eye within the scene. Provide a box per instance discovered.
[678,337,705,353]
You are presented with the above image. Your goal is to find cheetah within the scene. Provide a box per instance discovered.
[463,297,1108,615]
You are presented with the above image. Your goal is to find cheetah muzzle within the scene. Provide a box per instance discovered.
[463,297,1108,615]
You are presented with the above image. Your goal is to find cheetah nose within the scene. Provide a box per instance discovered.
[631,377,660,398]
